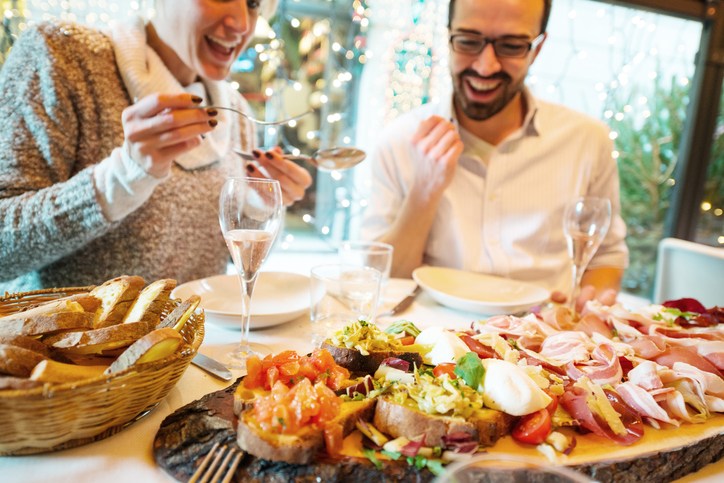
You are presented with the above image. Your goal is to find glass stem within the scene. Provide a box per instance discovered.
[569,263,584,311]
[237,275,257,350]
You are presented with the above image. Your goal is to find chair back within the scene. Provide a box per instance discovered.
[652,237,724,307]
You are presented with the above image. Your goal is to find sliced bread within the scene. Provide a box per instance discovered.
[237,397,376,464]
[321,341,423,374]
[90,275,145,328]
[372,396,513,447]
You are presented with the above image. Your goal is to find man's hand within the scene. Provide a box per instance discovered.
[247,147,313,206]
[410,115,463,199]
[122,93,215,178]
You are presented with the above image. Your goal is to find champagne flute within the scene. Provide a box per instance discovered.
[219,177,283,369]
[563,196,612,311]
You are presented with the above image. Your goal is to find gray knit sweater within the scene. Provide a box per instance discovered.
[0,22,254,293]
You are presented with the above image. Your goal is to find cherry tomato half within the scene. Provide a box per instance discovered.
[398,335,416,346]
[511,408,552,445]
[432,363,457,379]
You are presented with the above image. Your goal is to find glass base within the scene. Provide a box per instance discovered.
[225,342,272,370]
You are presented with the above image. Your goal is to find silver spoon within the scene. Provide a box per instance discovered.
[234,147,366,171]
[196,105,314,126]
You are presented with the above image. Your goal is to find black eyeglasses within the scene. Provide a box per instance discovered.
[449,33,545,58]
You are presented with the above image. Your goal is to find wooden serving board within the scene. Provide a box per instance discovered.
[153,379,724,482]
[153,378,434,482]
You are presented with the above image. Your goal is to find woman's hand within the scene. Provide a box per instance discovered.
[122,93,216,178]
[247,147,313,206]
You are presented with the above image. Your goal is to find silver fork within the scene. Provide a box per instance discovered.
[195,105,314,126]
[188,441,244,483]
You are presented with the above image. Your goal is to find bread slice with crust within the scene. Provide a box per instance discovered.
[90,275,145,328]
[237,398,376,464]
[0,335,50,357]
[0,344,47,377]
[122,278,176,326]
[157,295,200,331]
[43,320,151,355]
[321,341,423,374]
[29,359,107,383]
[237,412,322,464]
[0,311,94,337]
[0,294,99,322]
[104,328,183,375]
[373,396,513,447]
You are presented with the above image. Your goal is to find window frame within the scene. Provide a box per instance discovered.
[603,0,724,240]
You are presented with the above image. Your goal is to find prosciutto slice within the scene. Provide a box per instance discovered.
[566,343,624,386]
[539,331,592,365]
[627,360,666,390]
[560,385,644,446]
[616,381,678,426]
[654,346,723,378]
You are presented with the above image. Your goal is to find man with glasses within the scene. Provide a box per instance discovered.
[361,0,628,310]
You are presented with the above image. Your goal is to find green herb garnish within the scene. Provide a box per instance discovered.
[454,352,485,390]
[381,450,401,460]
[363,448,383,470]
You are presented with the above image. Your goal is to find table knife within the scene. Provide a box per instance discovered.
[192,353,233,381]
[379,284,422,317]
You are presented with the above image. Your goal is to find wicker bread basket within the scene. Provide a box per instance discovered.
[0,286,205,455]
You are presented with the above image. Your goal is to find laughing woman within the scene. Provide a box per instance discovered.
[0,0,312,292]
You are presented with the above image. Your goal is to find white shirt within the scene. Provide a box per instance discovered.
[361,90,628,294]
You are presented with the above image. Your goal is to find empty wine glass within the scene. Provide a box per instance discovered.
[563,196,612,310]
[219,177,283,369]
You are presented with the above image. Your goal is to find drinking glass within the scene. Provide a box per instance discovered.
[338,240,394,285]
[309,264,382,347]
[218,177,283,369]
[563,196,612,310]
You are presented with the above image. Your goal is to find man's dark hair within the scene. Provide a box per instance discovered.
[447,0,552,35]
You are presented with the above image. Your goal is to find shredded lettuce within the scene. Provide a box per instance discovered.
[384,320,422,337]
[392,370,485,418]
[329,320,405,355]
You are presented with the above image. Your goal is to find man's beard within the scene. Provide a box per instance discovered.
[454,70,520,121]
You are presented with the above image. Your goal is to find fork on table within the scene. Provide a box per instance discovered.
[188,441,244,483]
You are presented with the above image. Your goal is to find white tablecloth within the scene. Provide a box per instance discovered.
[2,278,722,482]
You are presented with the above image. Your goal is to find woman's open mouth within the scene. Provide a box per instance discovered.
[205,35,239,61]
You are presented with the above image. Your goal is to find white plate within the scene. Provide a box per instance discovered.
[412,266,550,315]
[171,272,310,329]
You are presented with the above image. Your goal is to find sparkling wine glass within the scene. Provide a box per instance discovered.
[563,196,612,310]
[219,177,283,369]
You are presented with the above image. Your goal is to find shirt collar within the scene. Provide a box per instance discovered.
[520,87,541,137]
